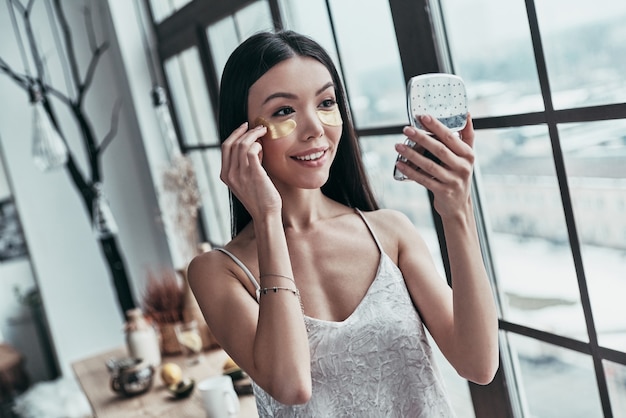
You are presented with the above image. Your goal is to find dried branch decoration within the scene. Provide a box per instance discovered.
[142,268,186,324]
[161,154,202,261]
[0,0,136,315]
[162,154,201,225]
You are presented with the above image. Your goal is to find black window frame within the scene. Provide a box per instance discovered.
[145,0,626,416]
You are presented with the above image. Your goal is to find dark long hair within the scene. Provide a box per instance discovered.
[219,30,379,238]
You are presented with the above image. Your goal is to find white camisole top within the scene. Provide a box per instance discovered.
[216,209,455,417]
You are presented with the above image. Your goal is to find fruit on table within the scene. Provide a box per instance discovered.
[160,362,183,386]
[168,378,195,398]
[223,356,238,370]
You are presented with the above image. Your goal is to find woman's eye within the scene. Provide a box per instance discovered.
[320,99,337,108]
[274,106,295,117]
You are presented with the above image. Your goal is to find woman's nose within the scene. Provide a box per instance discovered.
[301,108,324,141]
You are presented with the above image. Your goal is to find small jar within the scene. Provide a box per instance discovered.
[125,308,161,368]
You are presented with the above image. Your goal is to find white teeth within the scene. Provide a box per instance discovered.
[295,150,324,161]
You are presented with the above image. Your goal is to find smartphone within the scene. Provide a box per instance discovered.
[393,73,468,181]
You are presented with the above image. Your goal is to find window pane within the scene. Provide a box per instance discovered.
[360,135,438,249]
[327,0,407,129]
[149,0,192,23]
[560,119,626,351]
[604,360,626,418]
[234,0,273,34]
[475,127,587,339]
[508,333,603,417]
[360,135,474,416]
[164,48,218,146]
[440,0,543,117]
[189,151,230,245]
[208,0,273,83]
[207,18,239,84]
[278,0,340,67]
[535,0,626,109]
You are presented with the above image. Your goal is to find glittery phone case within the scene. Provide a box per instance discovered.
[394,73,468,181]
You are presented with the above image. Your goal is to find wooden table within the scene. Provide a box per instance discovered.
[72,346,258,417]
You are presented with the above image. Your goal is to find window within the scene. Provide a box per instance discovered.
[325,0,407,129]
[164,48,217,147]
[535,0,626,110]
[441,0,543,118]
[442,0,626,415]
[207,1,274,82]
[149,0,626,416]
[149,0,193,23]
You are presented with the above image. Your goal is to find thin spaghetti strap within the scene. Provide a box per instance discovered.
[215,248,261,301]
[354,208,383,254]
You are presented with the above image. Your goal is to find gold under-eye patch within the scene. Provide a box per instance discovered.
[253,108,341,140]
[254,117,297,140]
[317,108,342,126]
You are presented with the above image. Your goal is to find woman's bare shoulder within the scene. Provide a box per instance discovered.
[187,249,232,287]
[190,225,252,270]
[356,208,419,258]
[187,231,256,290]
[361,208,416,234]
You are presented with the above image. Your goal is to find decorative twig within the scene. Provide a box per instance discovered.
[78,2,110,102]
[43,84,73,106]
[21,0,46,83]
[44,0,74,99]
[9,0,25,14]
[79,42,108,100]
[0,57,72,106]
[82,4,97,53]
[51,0,109,180]
[52,0,80,90]
[65,154,92,214]
[39,50,72,106]
[7,0,31,77]
[98,97,123,154]
[1,0,137,316]
[0,57,30,89]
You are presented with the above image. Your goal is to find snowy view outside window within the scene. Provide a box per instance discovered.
[161,0,626,415]
[442,0,626,416]
[283,0,626,416]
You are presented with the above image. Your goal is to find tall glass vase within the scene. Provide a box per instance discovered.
[30,85,68,171]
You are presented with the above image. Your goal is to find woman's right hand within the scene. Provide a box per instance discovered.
[220,122,282,219]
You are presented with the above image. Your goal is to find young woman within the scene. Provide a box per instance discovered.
[188,30,498,417]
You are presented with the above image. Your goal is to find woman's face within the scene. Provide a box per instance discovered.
[247,56,343,191]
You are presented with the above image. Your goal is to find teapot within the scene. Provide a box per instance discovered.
[107,357,154,397]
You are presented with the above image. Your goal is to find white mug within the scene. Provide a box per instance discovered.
[198,375,240,418]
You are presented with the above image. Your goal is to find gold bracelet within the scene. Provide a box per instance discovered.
[256,286,299,300]
[256,285,307,327]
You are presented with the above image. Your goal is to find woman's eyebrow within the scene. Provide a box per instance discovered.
[262,81,335,105]
[263,92,296,105]
[316,81,335,96]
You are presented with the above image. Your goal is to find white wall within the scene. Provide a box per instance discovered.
[0,0,174,377]
[105,0,194,270]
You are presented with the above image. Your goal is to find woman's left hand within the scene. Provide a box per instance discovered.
[394,114,475,220]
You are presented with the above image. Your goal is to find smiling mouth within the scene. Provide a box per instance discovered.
[293,150,326,161]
